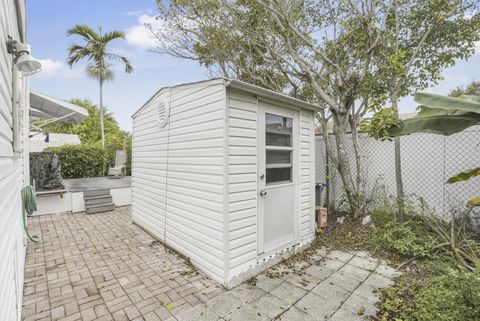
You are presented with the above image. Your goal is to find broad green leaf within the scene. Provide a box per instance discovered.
[460,95,480,103]
[414,92,480,113]
[389,112,480,136]
[447,167,480,183]
[415,106,460,118]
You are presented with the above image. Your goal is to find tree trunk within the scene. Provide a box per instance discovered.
[331,112,358,214]
[99,77,105,147]
[317,109,367,216]
[392,99,406,222]
[349,115,366,217]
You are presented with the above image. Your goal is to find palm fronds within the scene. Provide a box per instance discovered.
[66,24,133,80]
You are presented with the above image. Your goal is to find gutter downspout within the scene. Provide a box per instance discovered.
[14,0,26,41]
[12,61,20,158]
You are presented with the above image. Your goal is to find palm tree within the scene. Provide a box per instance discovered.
[66,25,133,147]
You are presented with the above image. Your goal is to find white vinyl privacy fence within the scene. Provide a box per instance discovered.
[315,126,480,220]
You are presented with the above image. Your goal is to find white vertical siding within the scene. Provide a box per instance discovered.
[226,89,316,281]
[225,89,258,277]
[133,80,317,287]
[132,80,227,283]
[0,1,27,321]
[300,109,315,240]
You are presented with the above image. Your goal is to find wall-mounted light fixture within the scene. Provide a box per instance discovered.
[6,35,42,75]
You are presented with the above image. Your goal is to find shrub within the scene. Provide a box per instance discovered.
[48,145,106,178]
[377,220,436,258]
[381,262,480,321]
[383,264,480,321]
[371,204,396,228]
[412,267,480,321]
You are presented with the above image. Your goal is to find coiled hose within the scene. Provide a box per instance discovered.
[21,185,39,243]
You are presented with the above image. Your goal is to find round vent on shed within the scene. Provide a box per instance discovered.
[157,96,170,127]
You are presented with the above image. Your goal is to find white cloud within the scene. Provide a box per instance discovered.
[124,9,153,16]
[476,41,480,54]
[125,15,161,51]
[34,59,83,79]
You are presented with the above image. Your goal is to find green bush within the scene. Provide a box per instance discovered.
[371,205,396,228]
[48,145,106,178]
[377,220,436,258]
[413,267,480,321]
[383,264,480,321]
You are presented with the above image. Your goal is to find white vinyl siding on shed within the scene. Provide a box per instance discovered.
[132,81,227,282]
[133,78,317,287]
[299,110,315,240]
[225,90,316,280]
[0,0,28,320]
[226,89,258,277]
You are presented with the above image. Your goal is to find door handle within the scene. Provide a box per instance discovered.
[259,190,267,197]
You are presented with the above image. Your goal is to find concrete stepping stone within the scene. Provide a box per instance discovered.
[255,274,284,292]
[270,281,307,303]
[324,272,362,292]
[229,284,266,303]
[349,256,379,271]
[329,307,365,321]
[364,273,395,289]
[342,292,378,317]
[295,292,338,320]
[171,304,220,321]
[277,306,317,321]
[337,264,371,282]
[312,281,351,305]
[303,264,335,280]
[317,258,345,271]
[326,250,354,263]
[207,292,244,317]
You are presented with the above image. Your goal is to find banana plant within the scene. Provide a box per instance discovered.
[389,93,480,136]
[388,93,480,194]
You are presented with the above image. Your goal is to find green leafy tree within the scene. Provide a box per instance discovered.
[41,99,132,174]
[363,0,480,222]
[152,0,480,215]
[66,25,133,147]
[152,0,397,215]
[450,81,480,97]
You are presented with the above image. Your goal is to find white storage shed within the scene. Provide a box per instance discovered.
[132,78,320,288]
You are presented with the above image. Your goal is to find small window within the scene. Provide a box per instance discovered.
[265,113,293,185]
[266,150,290,164]
[266,113,292,147]
[266,167,291,184]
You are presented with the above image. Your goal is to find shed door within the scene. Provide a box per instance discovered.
[258,102,299,255]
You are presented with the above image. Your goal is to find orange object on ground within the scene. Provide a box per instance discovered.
[316,207,327,228]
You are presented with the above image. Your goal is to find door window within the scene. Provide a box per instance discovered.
[265,113,293,185]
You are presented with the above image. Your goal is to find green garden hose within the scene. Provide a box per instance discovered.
[21,186,39,243]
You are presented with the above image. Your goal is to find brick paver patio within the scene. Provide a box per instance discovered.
[22,206,224,321]
[22,206,399,321]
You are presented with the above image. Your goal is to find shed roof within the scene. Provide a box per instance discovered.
[132,78,322,118]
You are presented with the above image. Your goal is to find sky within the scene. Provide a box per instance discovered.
[27,0,480,132]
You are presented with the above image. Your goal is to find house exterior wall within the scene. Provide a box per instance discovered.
[0,0,29,320]
[132,80,227,283]
[225,88,316,286]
